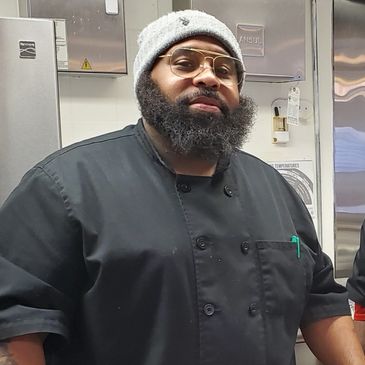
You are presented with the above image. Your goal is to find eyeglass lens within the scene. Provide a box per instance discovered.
[169,48,243,85]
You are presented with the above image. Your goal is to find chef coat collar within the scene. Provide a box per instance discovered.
[135,119,231,176]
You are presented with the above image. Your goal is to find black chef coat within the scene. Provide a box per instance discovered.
[0,120,350,365]
[347,221,365,305]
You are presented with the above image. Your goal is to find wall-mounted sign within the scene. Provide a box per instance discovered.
[236,24,264,57]
[269,160,317,229]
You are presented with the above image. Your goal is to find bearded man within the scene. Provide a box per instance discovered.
[0,9,364,365]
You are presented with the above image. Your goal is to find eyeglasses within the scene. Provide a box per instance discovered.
[159,47,245,87]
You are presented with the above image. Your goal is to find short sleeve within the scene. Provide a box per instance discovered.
[0,166,85,341]
[300,247,351,327]
[347,222,365,306]
[286,191,351,327]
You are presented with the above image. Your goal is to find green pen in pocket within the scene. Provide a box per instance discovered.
[291,235,300,258]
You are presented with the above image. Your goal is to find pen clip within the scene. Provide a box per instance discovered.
[290,235,300,258]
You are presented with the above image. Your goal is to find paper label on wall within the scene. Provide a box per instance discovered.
[54,19,69,70]
[287,87,300,126]
[269,160,317,229]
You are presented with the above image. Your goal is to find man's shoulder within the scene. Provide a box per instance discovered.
[233,149,281,177]
[39,123,138,169]
[232,149,299,198]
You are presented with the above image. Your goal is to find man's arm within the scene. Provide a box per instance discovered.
[0,334,45,365]
[354,320,365,352]
[302,316,365,365]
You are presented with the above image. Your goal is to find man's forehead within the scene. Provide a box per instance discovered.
[166,36,230,56]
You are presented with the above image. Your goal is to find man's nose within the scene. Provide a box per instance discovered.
[192,62,220,88]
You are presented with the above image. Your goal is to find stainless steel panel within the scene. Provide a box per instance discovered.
[334,0,365,277]
[188,0,306,82]
[0,17,61,205]
[20,0,127,76]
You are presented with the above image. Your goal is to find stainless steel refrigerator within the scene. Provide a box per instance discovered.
[333,0,365,277]
[0,16,61,205]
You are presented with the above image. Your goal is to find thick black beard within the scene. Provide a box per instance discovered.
[136,71,256,160]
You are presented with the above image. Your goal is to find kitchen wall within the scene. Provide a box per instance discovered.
[0,0,336,264]
[0,0,17,15]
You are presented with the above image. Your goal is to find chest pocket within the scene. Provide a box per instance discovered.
[255,241,314,319]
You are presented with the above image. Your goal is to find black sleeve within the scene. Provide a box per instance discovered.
[300,247,351,327]
[0,166,85,341]
[280,178,351,326]
[347,221,365,305]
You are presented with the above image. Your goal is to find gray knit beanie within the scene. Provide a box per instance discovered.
[133,9,245,92]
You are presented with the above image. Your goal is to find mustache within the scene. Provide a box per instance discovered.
[176,88,230,116]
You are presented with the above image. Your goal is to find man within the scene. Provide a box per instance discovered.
[0,9,364,365]
[347,220,365,351]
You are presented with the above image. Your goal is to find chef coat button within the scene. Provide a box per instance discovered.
[248,303,258,316]
[223,185,233,197]
[240,241,249,255]
[177,183,191,193]
[203,303,215,316]
[196,236,209,250]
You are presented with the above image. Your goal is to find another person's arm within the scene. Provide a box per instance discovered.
[352,303,365,351]
[302,316,365,364]
[354,320,365,352]
[0,334,45,365]
[347,222,365,352]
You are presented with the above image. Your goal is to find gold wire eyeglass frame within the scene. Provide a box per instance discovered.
[158,47,246,86]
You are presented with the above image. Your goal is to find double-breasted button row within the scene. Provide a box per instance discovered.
[176,182,234,197]
[196,238,248,253]
[248,303,258,316]
[240,241,249,255]
[203,303,258,317]
[203,303,215,316]
[176,183,191,193]
[223,185,233,197]
[196,236,210,250]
